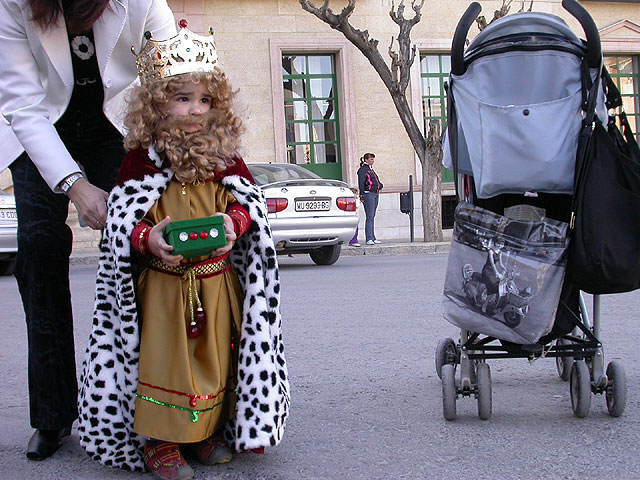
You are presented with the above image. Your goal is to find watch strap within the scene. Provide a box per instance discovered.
[60,172,83,194]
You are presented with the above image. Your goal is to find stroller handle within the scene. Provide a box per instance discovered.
[450,0,602,75]
[562,0,601,68]
[450,2,481,75]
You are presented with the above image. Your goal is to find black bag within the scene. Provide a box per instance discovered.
[567,68,640,294]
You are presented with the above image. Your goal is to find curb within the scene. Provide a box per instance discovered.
[341,242,450,256]
[70,241,451,266]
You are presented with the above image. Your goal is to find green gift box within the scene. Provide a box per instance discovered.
[163,216,226,258]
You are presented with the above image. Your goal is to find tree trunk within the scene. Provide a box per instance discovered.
[423,120,443,242]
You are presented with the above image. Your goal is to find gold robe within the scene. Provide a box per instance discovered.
[133,180,243,443]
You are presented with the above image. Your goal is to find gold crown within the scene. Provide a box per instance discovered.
[133,20,219,81]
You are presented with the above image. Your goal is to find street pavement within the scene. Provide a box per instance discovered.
[1,249,639,480]
[67,234,454,266]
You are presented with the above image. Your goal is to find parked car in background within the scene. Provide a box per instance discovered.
[246,163,358,265]
[0,190,17,275]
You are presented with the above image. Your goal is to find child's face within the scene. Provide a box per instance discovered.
[165,81,213,133]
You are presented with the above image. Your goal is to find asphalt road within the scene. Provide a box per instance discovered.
[1,253,639,479]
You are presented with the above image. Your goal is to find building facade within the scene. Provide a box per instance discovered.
[2,0,639,247]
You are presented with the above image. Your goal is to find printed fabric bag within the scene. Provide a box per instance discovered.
[567,68,640,294]
[443,202,569,344]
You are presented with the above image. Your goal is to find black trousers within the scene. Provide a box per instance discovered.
[9,126,124,430]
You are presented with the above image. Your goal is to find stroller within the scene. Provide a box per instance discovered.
[437,0,627,420]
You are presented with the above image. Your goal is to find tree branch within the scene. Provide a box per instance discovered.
[299,0,426,156]
[389,0,424,93]
[388,38,400,86]
[477,0,514,32]
[518,1,534,12]
[299,0,392,89]
[491,0,512,23]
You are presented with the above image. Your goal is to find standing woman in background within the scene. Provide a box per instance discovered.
[357,152,384,245]
[0,0,175,460]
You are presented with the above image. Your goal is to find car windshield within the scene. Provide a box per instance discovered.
[247,164,320,185]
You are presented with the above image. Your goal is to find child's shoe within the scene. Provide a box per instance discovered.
[191,433,233,465]
[144,440,194,480]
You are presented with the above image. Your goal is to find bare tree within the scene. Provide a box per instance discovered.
[476,0,532,32]
[299,0,443,242]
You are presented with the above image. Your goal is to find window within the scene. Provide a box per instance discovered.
[604,56,640,141]
[421,54,452,182]
[420,52,457,227]
[421,54,450,130]
[282,54,341,176]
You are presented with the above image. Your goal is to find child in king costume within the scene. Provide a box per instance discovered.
[77,23,290,479]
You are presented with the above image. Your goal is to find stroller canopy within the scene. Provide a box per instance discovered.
[445,11,602,198]
[468,12,581,50]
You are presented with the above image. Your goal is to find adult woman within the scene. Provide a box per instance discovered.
[0,0,175,460]
[357,153,384,245]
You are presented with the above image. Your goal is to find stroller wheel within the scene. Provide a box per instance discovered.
[555,339,573,382]
[476,362,492,420]
[570,360,591,418]
[435,337,458,380]
[441,364,457,421]
[605,361,627,417]
[556,354,573,382]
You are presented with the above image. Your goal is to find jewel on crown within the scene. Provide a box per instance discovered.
[132,19,219,81]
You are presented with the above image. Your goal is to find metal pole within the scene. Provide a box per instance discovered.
[409,175,414,243]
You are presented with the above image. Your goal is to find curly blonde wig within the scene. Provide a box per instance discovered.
[124,69,244,182]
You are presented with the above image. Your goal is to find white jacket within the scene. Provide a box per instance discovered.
[0,0,176,190]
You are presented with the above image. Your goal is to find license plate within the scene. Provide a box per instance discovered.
[0,209,17,221]
[295,199,330,212]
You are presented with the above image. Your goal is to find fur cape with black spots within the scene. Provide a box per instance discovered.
[77,147,290,471]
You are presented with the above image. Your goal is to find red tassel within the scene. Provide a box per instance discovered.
[187,324,201,338]
[195,307,207,327]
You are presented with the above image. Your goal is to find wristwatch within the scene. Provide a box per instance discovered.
[60,172,84,194]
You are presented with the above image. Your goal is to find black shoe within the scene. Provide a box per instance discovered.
[26,426,71,461]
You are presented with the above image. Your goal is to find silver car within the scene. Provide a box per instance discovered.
[0,190,17,275]
[247,163,358,265]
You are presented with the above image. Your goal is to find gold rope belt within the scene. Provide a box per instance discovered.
[144,255,231,278]
[143,256,232,333]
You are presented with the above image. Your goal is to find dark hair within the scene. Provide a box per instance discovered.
[30,0,110,34]
[363,152,375,161]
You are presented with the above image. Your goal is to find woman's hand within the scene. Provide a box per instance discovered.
[210,212,237,257]
[148,216,184,266]
[66,178,109,230]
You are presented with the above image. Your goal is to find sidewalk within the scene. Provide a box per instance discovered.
[70,231,452,265]
[341,237,450,257]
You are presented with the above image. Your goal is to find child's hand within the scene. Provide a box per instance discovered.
[210,212,237,257]
[148,216,184,266]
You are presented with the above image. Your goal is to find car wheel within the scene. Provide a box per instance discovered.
[309,244,341,266]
